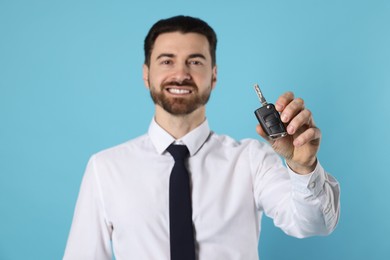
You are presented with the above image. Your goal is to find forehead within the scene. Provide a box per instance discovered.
[151,32,211,58]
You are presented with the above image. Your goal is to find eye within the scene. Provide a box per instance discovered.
[160,59,173,65]
[188,60,203,66]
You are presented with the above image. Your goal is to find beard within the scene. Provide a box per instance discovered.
[149,79,212,116]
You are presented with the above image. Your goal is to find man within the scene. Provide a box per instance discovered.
[64,15,340,259]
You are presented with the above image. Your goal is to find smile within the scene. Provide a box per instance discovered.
[166,88,192,94]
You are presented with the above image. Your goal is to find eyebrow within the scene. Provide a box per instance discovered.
[188,53,207,60]
[156,53,175,60]
[155,53,207,61]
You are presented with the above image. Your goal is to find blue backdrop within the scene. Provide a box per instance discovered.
[1,0,389,259]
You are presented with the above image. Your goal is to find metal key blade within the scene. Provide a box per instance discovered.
[254,84,268,106]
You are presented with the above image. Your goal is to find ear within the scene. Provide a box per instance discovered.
[211,65,217,89]
[143,64,150,89]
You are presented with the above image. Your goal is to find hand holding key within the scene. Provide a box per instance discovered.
[255,88,321,175]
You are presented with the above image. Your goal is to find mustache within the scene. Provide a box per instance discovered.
[162,80,197,89]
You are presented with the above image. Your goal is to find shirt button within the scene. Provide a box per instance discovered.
[309,181,316,189]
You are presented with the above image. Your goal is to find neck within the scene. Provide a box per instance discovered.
[154,105,206,139]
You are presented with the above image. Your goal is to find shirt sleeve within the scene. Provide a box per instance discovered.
[63,156,113,260]
[251,141,340,238]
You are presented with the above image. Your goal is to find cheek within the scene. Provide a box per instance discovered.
[196,70,214,84]
[148,68,171,85]
[147,73,161,86]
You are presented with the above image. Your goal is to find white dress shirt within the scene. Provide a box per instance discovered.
[64,119,340,260]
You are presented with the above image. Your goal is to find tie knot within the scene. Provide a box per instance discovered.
[166,144,189,161]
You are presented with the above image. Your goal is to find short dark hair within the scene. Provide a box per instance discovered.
[144,15,217,67]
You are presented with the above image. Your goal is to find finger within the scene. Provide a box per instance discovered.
[275,91,294,112]
[293,126,321,147]
[286,108,312,135]
[280,97,305,123]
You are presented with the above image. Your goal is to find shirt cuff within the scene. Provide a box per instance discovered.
[287,160,326,197]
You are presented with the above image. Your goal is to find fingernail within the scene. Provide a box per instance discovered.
[275,103,284,111]
[287,125,294,134]
[281,114,288,122]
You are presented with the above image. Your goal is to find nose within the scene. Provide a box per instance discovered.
[172,63,191,83]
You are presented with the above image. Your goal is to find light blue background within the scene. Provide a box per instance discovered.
[1,0,389,259]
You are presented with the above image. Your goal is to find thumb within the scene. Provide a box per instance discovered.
[256,124,273,143]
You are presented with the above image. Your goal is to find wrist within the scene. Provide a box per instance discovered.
[286,158,317,175]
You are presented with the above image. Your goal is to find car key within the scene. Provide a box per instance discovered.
[254,84,287,139]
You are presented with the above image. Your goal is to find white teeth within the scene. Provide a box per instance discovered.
[168,88,191,94]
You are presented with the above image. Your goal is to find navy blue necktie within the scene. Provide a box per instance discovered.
[166,144,196,260]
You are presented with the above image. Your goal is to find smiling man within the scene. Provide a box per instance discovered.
[64,16,340,260]
[145,31,217,139]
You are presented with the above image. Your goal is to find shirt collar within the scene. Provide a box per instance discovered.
[148,117,211,156]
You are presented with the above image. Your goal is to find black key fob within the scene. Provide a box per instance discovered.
[254,84,287,140]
